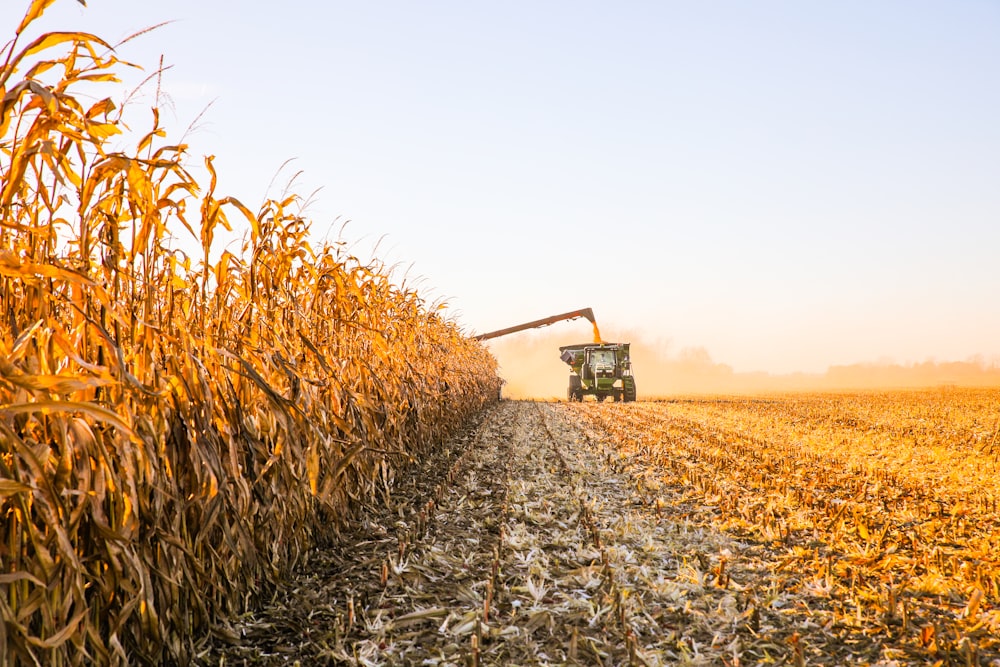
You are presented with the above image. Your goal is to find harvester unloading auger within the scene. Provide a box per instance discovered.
[473,308,637,402]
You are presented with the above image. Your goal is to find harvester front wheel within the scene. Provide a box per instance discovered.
[623,384,637,403]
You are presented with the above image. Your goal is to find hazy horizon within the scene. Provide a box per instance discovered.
[487,322,1000,399]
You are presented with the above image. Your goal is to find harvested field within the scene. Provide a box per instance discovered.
[198,388,1000,665]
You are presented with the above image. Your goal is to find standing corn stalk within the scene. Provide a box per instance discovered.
[0,2,499,664]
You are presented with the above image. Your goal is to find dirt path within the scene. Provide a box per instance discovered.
[199,402,790,666]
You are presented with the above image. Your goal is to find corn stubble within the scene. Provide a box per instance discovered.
[0,2,498,664]
[576,389,1000,664]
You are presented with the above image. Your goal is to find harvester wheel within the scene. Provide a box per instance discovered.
[623,384,637,403]
[568,376,583,402]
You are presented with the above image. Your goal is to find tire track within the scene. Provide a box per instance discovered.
[200,401,782,666]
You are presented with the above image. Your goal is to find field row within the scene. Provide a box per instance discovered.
[571,389,1000,664]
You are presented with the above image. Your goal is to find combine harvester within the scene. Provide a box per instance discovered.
[474,308,637,402]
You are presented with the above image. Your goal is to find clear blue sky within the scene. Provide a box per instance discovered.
[5,1,999,373]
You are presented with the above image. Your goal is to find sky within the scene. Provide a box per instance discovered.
[4,1,999,375]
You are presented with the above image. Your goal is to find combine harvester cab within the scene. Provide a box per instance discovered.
[560,343,637,402]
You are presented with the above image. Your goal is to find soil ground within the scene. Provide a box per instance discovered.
[197,400,994,666]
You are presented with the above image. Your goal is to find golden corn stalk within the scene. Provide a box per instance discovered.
[0,2,499,664]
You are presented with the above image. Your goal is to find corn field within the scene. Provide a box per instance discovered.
[0,2,499,664]
[5,3,1000,666]
[197,392,1000,666]
[573,388,1000,664]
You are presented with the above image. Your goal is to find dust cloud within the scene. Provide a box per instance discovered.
[486,327,1000,400]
